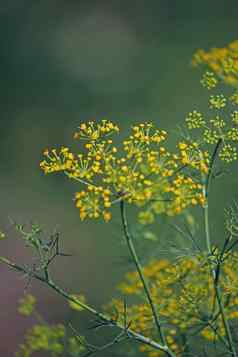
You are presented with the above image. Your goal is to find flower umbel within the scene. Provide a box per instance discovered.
[209,95,226,109]
[40,120,207,222]
[200,71,218,89]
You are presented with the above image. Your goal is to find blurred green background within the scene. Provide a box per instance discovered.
[0,1,238,355]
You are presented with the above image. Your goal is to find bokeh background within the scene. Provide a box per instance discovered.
[0,1,238,355]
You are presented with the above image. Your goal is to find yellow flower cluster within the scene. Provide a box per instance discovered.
[138,140,207,223]
[219,144,238,163]
[185,89,238,163]
[192,39,238,137]
[40,120,207,222]
[209,94,226,109]
[17,296,86,357]
[16,324,66,357]
[178,142,208,172]
[17,322,85,357]
[75,186,112,221]
[18,294,36,316]
[73,119,119,141]
[185,111,205,129]
[192,40,238,86]
[106,252,238,356]
[200,71,218,89]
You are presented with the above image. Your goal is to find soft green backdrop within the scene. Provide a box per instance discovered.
[0,1,237,356]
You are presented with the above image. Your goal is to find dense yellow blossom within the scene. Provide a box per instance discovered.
[40,120,208,222]
[106,252,238,356]
[73,119,119,141]
[192,40,238,86]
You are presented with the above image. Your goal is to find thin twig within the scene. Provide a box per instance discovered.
[0,256,175,356]
[69,323,128,357]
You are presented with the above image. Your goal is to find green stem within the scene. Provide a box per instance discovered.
[215,284,236,355]
[203,138,222,254]
[0,256,173,356]
[120,201,176,357]
[203,139,237,357]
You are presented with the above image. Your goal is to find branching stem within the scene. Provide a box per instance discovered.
[0,256,174,356]
[203,139,237,357]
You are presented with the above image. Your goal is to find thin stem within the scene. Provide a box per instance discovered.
[203,139,237,357]
[120,201,176,357]
[203,139,222,254]
[64,171,94,187]
[0,256,173,356]
[214,284,236,356]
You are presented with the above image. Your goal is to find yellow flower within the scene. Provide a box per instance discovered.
[103,211,112,222]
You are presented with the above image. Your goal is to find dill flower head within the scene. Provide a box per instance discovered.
[200,71,218,90]
[185,111,205,129]
[209,94,226,109]
[73,119,119,141]
[40,120,207,222]
[219,144,238,163]
[210,115,226,129]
